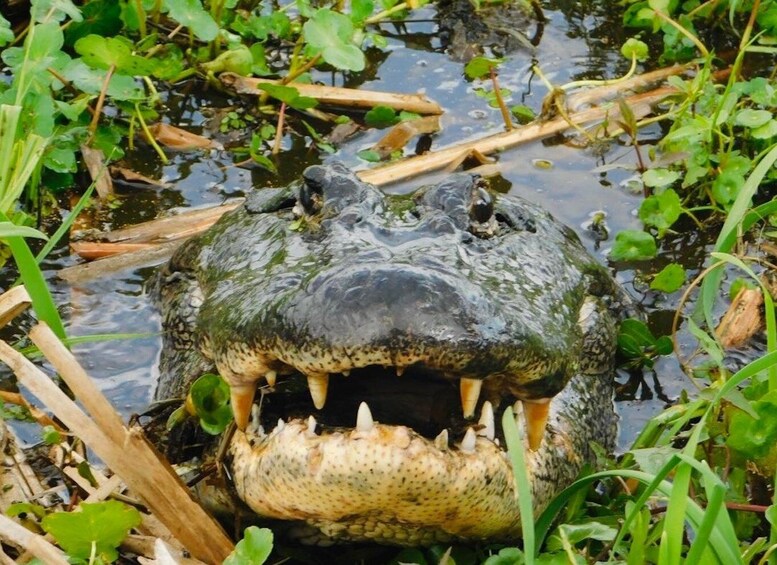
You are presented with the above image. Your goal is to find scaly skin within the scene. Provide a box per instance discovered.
[154,163,625,544]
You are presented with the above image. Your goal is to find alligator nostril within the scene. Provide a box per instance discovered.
[469,187,494,224]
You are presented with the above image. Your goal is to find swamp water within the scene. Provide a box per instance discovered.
[1,2,711,465]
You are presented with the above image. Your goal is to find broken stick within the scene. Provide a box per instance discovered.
[221,73,443,115]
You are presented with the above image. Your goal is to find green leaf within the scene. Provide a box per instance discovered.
[364,105,399,128]
[257,84,317,110]
[511,104,535,124]
[61,59,144,100]
[224,526,274,565]
[0,222,48,240]
[357,148,382,162]
[201,45,254,75]
[190,373,233,435]
[752,120,777,140]
[303,9,365,72]
[650,263,685,292]
[655,335,673,355]
[686,317,723,365]
[730,277,757,301]
[41,425,62,445]
[727,390,777,467]
[712,169,745,207]
[735,108,773,129]
[75,34,159,76]
[351,0,375,24]
[617,318,657,357]
[621,37,649,61]
[546,522,617,551]
[42,501,141,561]
[631,446,678,474]
[639,188,681,236]
[43,146,77,174]
[64,0,122,45]
[31,0,83,23]
[610,229,657,261]
[164,0,219,41]
[6,502,47,520]
[482,547,524,565]
[0,14,13,46]
[464,56,502,80]
[3,22,66,98]
[642,168,680,188]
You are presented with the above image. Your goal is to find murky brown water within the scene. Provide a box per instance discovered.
[2,1,711,448]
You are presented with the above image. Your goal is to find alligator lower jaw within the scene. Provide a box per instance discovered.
[229,409,527,545]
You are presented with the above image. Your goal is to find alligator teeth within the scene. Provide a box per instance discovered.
[306,373,329,410]
[460,378,482,419]
[230,382,259,431]
[434,429,449,450]
[460,427,477,453]
[247,405,264,436]
[306,415,318,437]
[275,418,285,432]
[356,402,374,432]
[265,370,277,387]
[522,398,551,451]
[342,370,350,377]
[477,400,495,440]
[396,366,405,377]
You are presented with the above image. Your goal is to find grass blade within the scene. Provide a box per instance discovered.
[502,407,535,564]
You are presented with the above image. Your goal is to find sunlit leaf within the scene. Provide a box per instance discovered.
[0,222,48,240]
[257,83,317,110]
[75,34,159,76]
[621,37,648,61]
[0,14,13,46]
[303,9,365,72]
[610,230,657,261]
[42,501,141,562]
[164,0,219,41]
[365,105,399,128]
[735,108,773,129]
[189,373,233,435]
[639,188,681,236]
[464,56,503,80]
[224,527,273,565]
[650,263,685,292]
[31,0,83,23]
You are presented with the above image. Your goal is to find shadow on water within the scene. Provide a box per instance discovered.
[1,0,716,537]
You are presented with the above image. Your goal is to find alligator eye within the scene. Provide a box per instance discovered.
[469,187,494,224]
[299,179,323,215]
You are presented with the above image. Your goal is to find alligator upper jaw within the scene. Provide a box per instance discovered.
[225,360,554,450]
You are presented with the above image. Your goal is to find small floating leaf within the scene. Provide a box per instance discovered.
[610,230,657,261]
[464,56,503,80]
[650,263,685,293]
[365,106,399,128]
[642,168,680,188]
[639,188,681,237]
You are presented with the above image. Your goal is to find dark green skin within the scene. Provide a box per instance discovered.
[155,163,621,403]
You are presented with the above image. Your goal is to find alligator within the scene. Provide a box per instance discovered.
[153,163,623,545]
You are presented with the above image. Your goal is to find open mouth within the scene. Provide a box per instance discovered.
[250,365,501,451]
[228,364,527,546]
